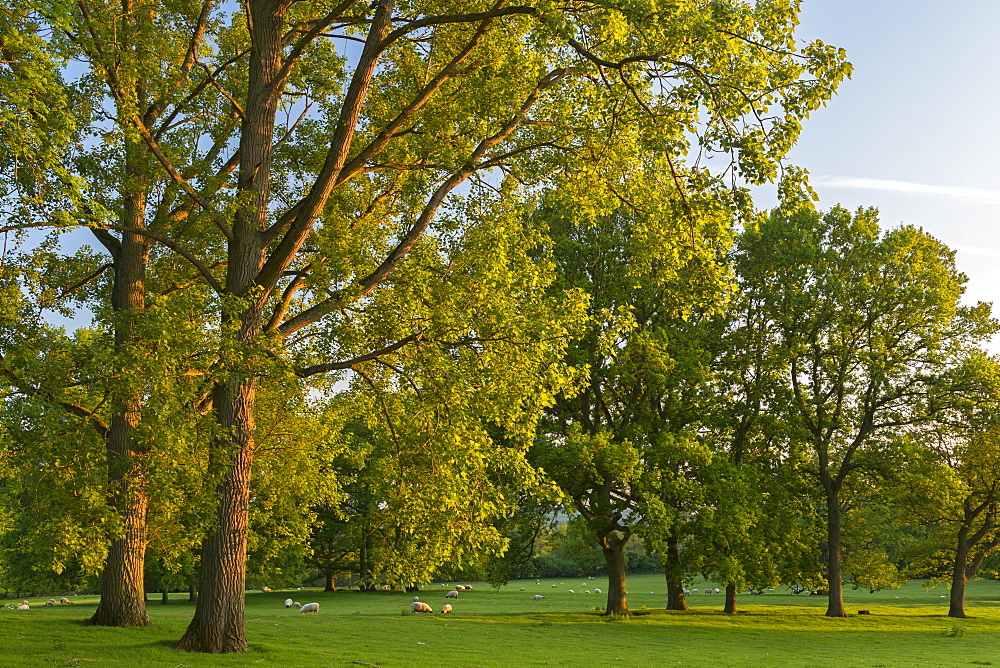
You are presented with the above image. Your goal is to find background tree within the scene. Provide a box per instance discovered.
[735,206,997,617]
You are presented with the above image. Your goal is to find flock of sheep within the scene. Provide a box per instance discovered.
[8,597,71,610]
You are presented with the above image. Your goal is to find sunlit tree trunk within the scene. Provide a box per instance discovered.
[601,532,631,616]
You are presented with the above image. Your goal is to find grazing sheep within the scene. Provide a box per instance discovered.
[536,581,541,586]
[446,591,459,599]
[441,604,453,614]
[714,588,721,593]
[298,602,320,614]
[413,596,420,602]
[568,590,575,594]
[533,595,545,601]
[584,590,591,594]
[411,601,433,613]
[551,584,557,588]
[59,598,71,605]
[692,588,698,593]
[582,583,588,587]
[293,602,301,608]
[285,598,294,608]
[16,604,29,610]
[262,587,271,592]
[44,599,55,606]
[519,587,525,591]
[857,610,871,615]
[595,588,602,594]
[454,585,465,591]
[464,586,473,591]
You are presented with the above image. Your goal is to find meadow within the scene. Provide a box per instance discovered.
[3,575,1000,667]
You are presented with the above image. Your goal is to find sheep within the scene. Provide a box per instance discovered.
[285,598,294,608]
[533,595,545,601]
[595,588,602,594]
[44,599,55,606]
[262,587,271,592]
[16,604,29,611]
[464,586,473,591]
[411,601,433,613]
[519,587,525,591]
[59,597,71,604]
[441,604,453,614]
[692,588,698,593]
[714,588,721,593]
[446,590,459,599]
[413,596,420,602]
[584,590,591,594]
[454,585,466,591]
[298,602,320,614]
[857,610,871,615]
[551,584,557,588]
[535,581,541,586]
[293,602,301,608]
[568,590,575,594]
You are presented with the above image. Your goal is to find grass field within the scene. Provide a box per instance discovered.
[3,575,1000,667]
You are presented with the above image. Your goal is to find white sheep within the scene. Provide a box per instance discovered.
[411,601,433,613]
[298,602,319,614]
[44,599,55,606]
[533,594,545,601]
[551,584,557,588]
[446,590,459,599]
[440,604,453,614]
[284,598,294,608]
[16,604,29,610]
[454,585,466,591]
[465,585,474,591]
[59,597,71,604]
[584,590,591,594]
[413,596,420,602]
[595,588,602,594]
[568,590,575,594]
[519,587,525,591]
[293,602,301,608]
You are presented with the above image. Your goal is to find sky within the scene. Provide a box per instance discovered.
[760,0,1000,346]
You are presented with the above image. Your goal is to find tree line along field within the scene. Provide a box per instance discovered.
[4,576,1000,667]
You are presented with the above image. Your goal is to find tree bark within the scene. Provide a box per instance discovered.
[87,179,152,629]
[175,383,256,653]
[600,532,631,616]
[723,583,738,614]
[824,486,848,617]
[324,572,336,592]
[161,591,169,605]
[948,528,971,618]
[664,537,688,611]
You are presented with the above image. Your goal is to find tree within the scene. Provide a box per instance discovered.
[5,0,848,651]
[735,206,997,617]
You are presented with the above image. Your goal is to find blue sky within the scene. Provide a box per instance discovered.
[766,0,1000,347]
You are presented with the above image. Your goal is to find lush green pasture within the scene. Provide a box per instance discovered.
[3,575,1000,667]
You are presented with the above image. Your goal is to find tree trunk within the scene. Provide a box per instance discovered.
[948,528,971,619]
[600,533,631,616]
[324,572,336,592]
[188,579,198,603]
[824,486,848,617]
[175,382,257,653]
[723,583,738,614]
[664,538,688,611]
[161,591,169,605]
[88,192,152,629]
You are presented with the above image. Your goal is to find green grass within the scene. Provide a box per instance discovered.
[4,576,1000,667]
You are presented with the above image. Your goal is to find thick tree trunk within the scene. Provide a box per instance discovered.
[161,591,169,605]
[664,538,688,611]
[175,382,257,653]
[600,533,630,616]
[723,583,738,614]
[188,580,198,603]
[824,487,848,617]
[324,572,336,592]
[88,194,152,629]
[948,529,971,618]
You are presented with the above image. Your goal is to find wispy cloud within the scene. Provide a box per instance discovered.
[952,245,1000,260]
[812,175,1000,206]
